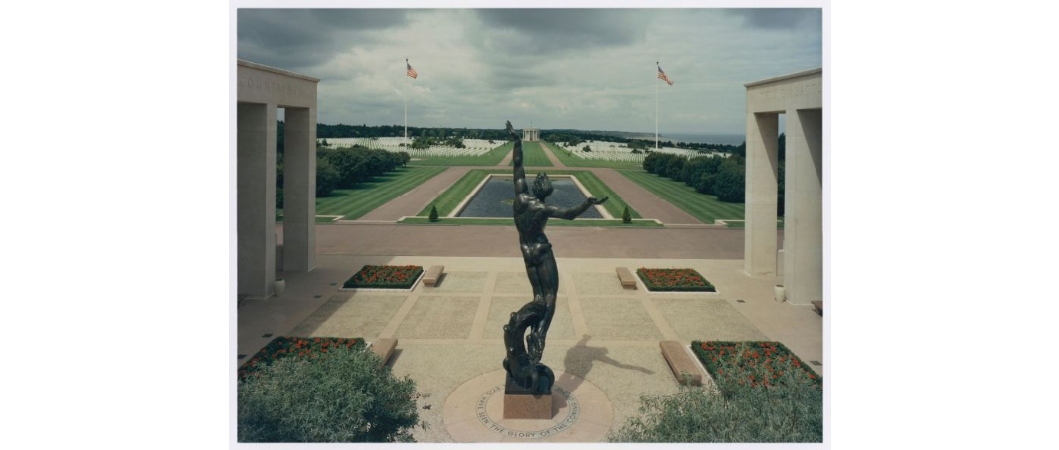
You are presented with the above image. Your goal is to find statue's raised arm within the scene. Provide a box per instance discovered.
[507,121,528,195]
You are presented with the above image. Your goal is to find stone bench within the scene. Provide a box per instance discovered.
[370,338,398,366]
[812,301,823,314]
[423,265,444,286]
[616,267,637,289]
[659,341,703,386]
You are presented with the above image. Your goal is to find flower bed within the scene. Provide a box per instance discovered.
[636,268,716,292]
[343,265,424,289]
[239,336,365,380]
[692,340,820,390]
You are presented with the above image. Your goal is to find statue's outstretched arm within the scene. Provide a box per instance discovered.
[507,121,528,195]
[546,196,609,220]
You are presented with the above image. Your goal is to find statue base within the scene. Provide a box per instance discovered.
[503,373,554,419]
[503,392,553,419]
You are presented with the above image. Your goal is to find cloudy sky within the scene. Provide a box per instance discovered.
[238,8,821,135]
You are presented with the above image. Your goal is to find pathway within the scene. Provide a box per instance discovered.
[283,222,781,259]
[358,167,472,221]
[589,168,703,225]
[536,141,567,168]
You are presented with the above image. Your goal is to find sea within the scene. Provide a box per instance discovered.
[658,133,745,146]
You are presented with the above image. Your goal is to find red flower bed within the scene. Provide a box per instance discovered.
[637,268,715,292]
[343,265,423,289]
[238,336,365,380]
[692,341,821,390]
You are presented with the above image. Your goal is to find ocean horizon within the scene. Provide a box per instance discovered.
[623,132,745,146]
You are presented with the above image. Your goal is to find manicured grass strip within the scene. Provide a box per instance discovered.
[409,142,512,166]
[417,169,641,219]
[545,142,646,170]
[619,170,746,224]
[508,141,553,167]
[416,169,492,216]
[399,217,664,227]
[315,166,445,220]
[238,336,366,380]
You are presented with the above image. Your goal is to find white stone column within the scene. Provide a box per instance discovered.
[744,113,780,276]
[237,102,277,298]
[282,107,316,272]
[783,108,823,304]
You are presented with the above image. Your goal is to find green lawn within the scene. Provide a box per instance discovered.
[543,142,645,170]
[619,170,747,224]
[408,142,511,166]
[311,166,446,220]
[399,217,663,227]
[508,141,553,167]
[419,169,641,219]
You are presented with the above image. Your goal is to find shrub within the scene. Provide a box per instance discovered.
[712,158,746,203]
[238,345,420,442]
[607,361,822,443]
[642,152,670,174]
[694,173,717,195]
[316,157,340,197]
[428,205,439,222]
[582,145,592,152]
[275,188,283,209]
[664,156,685,181]
[622,206,632,224]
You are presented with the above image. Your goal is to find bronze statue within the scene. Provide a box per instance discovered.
[502,121,608,394]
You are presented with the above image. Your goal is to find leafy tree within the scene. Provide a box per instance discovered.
[582,145,592,152]
[664,156,685,181]
[712,158,746,203]
[316,157,340,197]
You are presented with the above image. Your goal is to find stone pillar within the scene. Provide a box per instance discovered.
[282,107,316,272]
[783,108,822,304]
[744,112,780,276]
[237,102,277,298]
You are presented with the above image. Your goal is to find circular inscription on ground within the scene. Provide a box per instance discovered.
[475,385,579,439]
[443,370,613,443]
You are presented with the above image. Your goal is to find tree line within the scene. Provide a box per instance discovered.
[642,133,786,214]
[315,123,747,155]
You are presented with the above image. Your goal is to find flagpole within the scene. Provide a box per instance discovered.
[404,58,408,142]
[655,61,659,151]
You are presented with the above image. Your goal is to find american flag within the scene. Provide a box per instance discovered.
[657,65,673,86]
[406,60,417,79]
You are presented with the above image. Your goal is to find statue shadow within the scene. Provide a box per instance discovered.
[557,335,653,393]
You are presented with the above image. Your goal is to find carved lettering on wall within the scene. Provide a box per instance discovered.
[238,76,304,96]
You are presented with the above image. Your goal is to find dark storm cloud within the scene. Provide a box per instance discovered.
[726,9,821,30]
[237,9,408,70]
[473,9,654,55]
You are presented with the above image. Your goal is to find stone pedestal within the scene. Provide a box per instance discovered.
[503,392,553,419]
[503,374,554,419]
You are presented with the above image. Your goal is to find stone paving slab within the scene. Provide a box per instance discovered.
[573,272,636,296]
[288,293,406,339]
[425,270,489,293]
[395,296,480,339]
[652,297,768,342]
[579,297,665,340]
[483,296,576,340]
[493,271,567,294]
